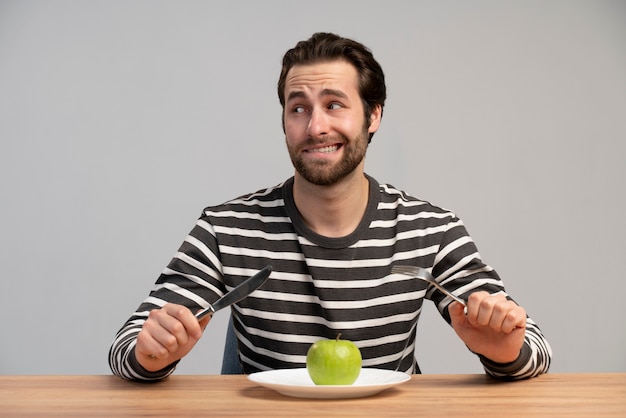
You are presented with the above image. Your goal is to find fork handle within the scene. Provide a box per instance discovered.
[429,280,467,307]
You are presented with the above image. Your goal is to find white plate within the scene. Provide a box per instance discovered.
[247,368,410,399]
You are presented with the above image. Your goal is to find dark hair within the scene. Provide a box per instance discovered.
[278,32,386,141]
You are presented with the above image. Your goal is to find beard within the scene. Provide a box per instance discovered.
[286,127,369,186]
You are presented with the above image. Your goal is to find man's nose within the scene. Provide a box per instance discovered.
[306,107,329,137]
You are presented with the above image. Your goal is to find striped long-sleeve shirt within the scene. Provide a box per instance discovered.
[109,175,552,381]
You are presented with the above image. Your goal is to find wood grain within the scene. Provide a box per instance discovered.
[1,373,624,417]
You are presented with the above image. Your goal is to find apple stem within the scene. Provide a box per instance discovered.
[336,333,341,341]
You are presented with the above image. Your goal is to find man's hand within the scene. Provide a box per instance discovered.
[449,291,526,364]
[135,303,211,372]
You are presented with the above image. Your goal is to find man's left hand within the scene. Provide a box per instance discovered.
[449,291,526,364]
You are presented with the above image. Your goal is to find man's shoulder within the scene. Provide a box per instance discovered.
[201,180,288,216]
[375,180,454,216]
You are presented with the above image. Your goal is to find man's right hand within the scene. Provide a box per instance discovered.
[135,303,211,372]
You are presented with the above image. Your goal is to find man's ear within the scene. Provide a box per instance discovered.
[281,110,286,134]
[368,104,382,134]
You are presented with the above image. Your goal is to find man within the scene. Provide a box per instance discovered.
[109,32,552,381]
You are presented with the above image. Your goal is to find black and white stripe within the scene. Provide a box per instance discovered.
[109,175,552,380]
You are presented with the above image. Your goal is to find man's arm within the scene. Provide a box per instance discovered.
[433,217,552,379]
[109,216,224,381]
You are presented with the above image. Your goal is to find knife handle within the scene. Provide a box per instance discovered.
[195,304,216,321]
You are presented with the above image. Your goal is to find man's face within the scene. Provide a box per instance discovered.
[283,60,381,186]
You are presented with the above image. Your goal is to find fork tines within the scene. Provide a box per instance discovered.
[391,265,419,274]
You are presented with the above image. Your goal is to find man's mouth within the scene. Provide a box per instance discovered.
[306,144,341,153]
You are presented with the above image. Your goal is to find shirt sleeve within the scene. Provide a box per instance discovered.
[431,215,552,380]
[108,216,224,381]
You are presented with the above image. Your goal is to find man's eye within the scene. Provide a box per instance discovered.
[293,106,306,113]
[328,103,343,110]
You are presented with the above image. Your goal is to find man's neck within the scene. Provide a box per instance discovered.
[292,170,369,238]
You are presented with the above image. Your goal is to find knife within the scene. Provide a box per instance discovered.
[195,265,272,321]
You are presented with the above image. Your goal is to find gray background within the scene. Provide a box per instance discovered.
[1,1,624,375]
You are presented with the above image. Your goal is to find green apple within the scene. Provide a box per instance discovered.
[306,334,362,385]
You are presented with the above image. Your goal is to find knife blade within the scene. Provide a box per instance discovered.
[195,265,272,321]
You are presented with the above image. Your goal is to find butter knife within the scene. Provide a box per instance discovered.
[195,265,272,320]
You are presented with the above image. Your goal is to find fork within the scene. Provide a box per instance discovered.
[391,265,467,307]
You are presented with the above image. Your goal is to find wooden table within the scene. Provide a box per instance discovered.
[1,373,624,417]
